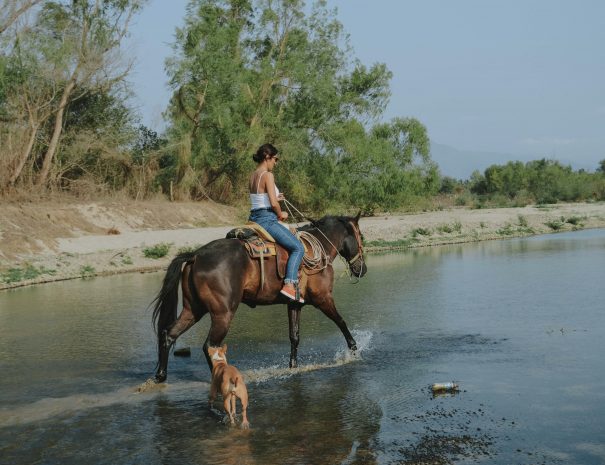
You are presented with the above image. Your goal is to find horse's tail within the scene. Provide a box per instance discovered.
[151,251,196,338]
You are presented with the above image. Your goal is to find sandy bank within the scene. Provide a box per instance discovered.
[1,200,604,290]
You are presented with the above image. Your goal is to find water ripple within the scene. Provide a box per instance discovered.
[0,331,374,429]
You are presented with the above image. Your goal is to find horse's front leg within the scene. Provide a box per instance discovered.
[288,303,302,368]
[316,296,357,352]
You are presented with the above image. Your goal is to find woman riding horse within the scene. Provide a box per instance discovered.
[151,154,368,383]
[248,143,305,302]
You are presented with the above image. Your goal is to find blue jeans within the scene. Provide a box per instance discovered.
[249,208,305,284]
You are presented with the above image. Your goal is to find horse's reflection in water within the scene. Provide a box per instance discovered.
[151,214,367,383]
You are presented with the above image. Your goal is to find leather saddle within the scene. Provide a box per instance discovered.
[226,222,311,298]
[225,222,287,278]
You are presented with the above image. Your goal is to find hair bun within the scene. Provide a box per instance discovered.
[253,143,278,163]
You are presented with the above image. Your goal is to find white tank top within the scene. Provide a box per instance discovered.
[250,171,280,210]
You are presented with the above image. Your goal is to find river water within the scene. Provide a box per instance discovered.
[1,229,604,465]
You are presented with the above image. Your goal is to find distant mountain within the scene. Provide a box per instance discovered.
[430,142,595,180]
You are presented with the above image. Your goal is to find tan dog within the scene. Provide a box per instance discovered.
[207,345,250,429]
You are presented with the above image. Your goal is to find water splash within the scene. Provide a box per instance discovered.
[334,329,373,362]
[245,330,373,384]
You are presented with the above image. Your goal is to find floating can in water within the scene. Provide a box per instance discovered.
[431,382,459,392]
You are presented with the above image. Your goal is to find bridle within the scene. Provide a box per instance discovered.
[346,221,365,278]
[282,199,365,280]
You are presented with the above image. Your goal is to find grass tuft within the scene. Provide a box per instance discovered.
[143,243,172,259]
[545,219,565,231]
[436,221,462,234]
[412,227,432,237]
[177,244,203,254]
[80,265,96,278]
[565,215,586,226]
[0,264,56,283]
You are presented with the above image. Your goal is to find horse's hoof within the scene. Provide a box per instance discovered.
[154,371,167,383]
[289,359,298,369]
[136,377,160,393]
[350,344,358,352]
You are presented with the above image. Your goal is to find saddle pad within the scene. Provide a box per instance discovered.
[244,238,277,258]
[227,224,308,281]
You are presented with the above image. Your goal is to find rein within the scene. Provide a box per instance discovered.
[284,200,364,281]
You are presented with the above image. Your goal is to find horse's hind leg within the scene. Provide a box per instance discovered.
[316,296,357,352]
[155,302,198,382]
[156,263,206,382]
[202,310,234,371]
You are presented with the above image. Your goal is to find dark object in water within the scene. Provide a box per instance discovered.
[174,347,191,357]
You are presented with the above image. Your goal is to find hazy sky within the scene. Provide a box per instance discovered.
[128,0,605,171]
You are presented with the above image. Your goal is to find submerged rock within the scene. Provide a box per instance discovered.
[174,347,191,357]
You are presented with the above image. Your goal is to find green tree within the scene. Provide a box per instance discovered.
[468,158,604,204]
[0,0,42,35]
[469,169,487,195]
[166,0,435,211]
[56,88,137,191]
[0,1,144,192]
[0,42,58,187]
[34,0,144,187]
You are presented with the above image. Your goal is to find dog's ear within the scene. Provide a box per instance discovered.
[221,344,227,353]
[207,346,216,356]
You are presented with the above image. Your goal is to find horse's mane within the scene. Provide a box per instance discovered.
[299,215,352,232]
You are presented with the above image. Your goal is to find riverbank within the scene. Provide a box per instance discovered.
[1,200,604,290]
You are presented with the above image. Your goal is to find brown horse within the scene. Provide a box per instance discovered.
[151,213,367,383]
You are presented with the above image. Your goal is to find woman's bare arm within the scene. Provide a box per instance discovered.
[264,173,287,220]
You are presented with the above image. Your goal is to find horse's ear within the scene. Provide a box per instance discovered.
[307,217,318,227]
[354,210,362,223]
